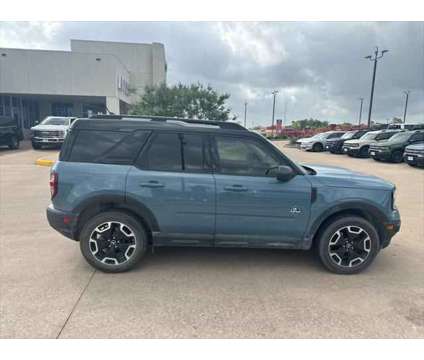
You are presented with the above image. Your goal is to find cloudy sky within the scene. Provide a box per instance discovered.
[0,21,423,125]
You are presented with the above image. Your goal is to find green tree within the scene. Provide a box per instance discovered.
[130,83,234,121]
[291,118,329,129]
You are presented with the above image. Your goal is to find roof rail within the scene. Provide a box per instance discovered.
[88,114,246,131]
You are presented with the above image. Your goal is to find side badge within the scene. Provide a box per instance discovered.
[289,207,302,214]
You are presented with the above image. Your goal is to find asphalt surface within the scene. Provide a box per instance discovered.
[0,141,423,338]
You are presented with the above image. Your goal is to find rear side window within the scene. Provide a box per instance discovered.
[376,132,397,141]
[139,132,210,172]
[69,130,150,164]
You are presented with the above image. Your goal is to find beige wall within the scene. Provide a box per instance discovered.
[71,40,167,99]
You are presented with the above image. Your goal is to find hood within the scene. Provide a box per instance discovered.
[31,124,69,131]
[304,164,394,190]
[406,142,424,151]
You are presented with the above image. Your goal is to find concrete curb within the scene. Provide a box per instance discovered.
[35,158,55,167]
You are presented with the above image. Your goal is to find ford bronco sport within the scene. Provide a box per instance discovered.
[47,115,401,274]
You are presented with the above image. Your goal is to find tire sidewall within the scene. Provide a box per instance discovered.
[318,216,380,274]
[79,211,147,272]
[313,143,323,152]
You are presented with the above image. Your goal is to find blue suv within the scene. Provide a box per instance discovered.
[47,115,401,274]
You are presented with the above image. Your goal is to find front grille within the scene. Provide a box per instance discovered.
[405,149,424,155]
[34,130,63,138]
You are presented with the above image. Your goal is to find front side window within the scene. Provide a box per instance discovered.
[214,136,280,176]
[69,130,149,164]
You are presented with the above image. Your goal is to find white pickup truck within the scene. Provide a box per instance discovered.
[31,116,75,149]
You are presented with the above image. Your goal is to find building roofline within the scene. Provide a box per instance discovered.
[70,39,164,47]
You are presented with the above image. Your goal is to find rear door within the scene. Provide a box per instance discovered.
[211,134,312,248]
[126,131,216,246]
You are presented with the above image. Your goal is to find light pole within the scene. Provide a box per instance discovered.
[358,97,364,125]
[403,90,410,123]
[271,90,278,137]
[364,47,389,127]
[243,101,248,128]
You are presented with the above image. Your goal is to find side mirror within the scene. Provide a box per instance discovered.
[275,165,296,182]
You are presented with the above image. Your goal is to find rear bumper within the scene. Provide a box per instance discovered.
[46,205,78,240]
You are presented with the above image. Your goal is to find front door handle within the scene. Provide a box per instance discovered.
[139,181,165,188]
[224,184,248,192]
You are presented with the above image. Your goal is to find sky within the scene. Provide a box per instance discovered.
[0,21,423,126]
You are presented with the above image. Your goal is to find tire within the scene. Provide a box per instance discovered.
[312,143,323,152]
[8,136,20,150]
[359,146,369,158]
[32,142,42,150]
[316,216,380,275]
[79,211,147,273]
[391,150,403,163]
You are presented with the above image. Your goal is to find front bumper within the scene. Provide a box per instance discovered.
[380,208,401,249]
[369,149,391,161]
[342,146,360,156]
[403,153,424,167]
[33,137,65,144]
[46,205,78,240]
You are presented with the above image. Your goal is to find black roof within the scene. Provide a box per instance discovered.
[71,114,246,133]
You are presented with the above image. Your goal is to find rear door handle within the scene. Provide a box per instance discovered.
[139,181,165,188]
[224,185,248,192]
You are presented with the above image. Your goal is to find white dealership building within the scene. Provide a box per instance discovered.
[0,39,167,130]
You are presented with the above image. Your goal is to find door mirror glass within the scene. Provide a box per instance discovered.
[275,165,295,182]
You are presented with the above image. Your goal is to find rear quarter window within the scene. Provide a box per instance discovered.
[67,130,150,164]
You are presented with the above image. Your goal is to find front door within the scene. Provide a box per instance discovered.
[126,131,215,246]
[212,135,312,248]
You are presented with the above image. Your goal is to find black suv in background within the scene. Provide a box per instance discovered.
[369,130,424,163]
[0,116,23,150]
[326,129,369,154]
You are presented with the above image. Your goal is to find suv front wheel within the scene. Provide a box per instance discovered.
[317,216,380,274]
[79,211,147,272]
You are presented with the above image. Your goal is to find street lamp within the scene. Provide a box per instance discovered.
[403,90,410,123]
[271,90,278,137]
[358,97,364,125]
[364,47,389,127]
[244,101,248,128]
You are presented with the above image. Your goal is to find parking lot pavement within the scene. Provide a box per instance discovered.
[1,141,423,338]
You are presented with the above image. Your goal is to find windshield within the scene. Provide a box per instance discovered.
[388,132,412,142]
[41,117,70,126]
[360,132,378,140]
[341,131,355,139]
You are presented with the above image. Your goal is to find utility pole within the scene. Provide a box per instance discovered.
[358,97,364,125]
[364,47,389,127]
[403,90,410,123]
[283,97,288,127]
[243,101,248,128]
[271,90,278,137]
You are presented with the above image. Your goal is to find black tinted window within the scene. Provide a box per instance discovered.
[141,133,182,171]
[376,132,397,140]
[410,132,424,142]
[182,134,209,171]
[69,130,149,164]
[214,136,280,176]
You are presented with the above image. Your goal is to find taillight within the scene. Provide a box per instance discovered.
[50,171,58,198]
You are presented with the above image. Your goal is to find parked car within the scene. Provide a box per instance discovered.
[47,115,400,275]
[326,129,369,154]
[299,131,345,152]
[31,116,75,149]
[369,130,424,163]
[387,123,424,131]
[0,115,23,150]
[403,142,424,167]
[342,130,401,158]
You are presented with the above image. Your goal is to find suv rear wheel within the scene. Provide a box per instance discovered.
[79,211,147,272]
[317,216,380,274]
[8,136,20,150]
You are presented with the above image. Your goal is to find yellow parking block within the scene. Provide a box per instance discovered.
[35,158,55,167]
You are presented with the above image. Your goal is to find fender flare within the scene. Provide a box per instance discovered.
[73,193,160,234]
[303,200,389,249]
